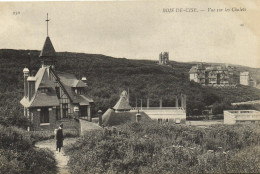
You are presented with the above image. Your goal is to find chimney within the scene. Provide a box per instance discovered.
[147,98,149,109]
[175,96,178,107]
[81,77,87,85]
[127,88,130,102]
[27,76,36,101]
[98,110,102,126]
[23,68,29,98]
[181,94,184,108]
[136,112,141,122]
[160,98,162,108]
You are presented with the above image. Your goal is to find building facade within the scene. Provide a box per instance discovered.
[189,64,237,87]
[240,72,257,87]
[20,24,93,131]
[224,110,260,124]
[159,52,169,65]
[139,94,187,124]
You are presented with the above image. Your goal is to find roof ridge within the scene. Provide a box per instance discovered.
[49,68,73,102]
[35,67,47,91]
[28,90,39,107]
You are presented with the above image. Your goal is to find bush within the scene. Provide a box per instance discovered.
[65,122,260,173]
[29,129,79,144]
[0,125,57,174]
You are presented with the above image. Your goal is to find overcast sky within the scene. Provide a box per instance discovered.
[0,0,259,68]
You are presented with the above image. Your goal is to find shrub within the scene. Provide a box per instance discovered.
[65,122,260,173]
[0,125,57,174]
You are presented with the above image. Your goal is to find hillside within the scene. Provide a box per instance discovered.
[1,49,260,122]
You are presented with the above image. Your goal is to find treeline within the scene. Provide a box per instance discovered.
[1,49,260,123]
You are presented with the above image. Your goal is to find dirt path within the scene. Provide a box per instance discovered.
[35,138,78,174]
[35,121,101,174]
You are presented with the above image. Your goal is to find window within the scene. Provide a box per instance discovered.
[55,87,60,99]
[62,103,69,118]
[166,119,169,122]
[40,88,48,93]
[75,88,84,95]
[40,108,49,123]
[56,106,60,120]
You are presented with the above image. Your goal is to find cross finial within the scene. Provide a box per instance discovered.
[45,13,50,36]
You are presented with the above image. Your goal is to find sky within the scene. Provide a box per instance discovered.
[0,0,259,68]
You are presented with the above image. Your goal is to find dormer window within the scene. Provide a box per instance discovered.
[74,88,85,95]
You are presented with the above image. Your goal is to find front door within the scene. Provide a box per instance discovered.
[80,106,88,117]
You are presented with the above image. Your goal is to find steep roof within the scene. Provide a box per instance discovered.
[20,67,93,108]
[20,67,59,107]
[102,109,152,126]
[39,36,56,57]
[113,91,131,111]
[72,80,87,88]
[197,64,205,70]
[56,71,91,103]
[189,66,197,73]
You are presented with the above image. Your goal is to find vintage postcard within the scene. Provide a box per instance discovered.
[0,0,260,173]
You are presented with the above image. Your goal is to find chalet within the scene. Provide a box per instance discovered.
[102,90,187,125]
[102,91,152,126]
[20,16,93,130]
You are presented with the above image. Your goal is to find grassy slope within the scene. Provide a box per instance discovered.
[1,49,260,118]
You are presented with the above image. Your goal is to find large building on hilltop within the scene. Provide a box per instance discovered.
[158,52,169,65]
[20,15,93,130]
[189,64,237,87]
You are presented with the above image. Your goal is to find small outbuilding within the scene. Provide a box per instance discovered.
[224,110,260,124]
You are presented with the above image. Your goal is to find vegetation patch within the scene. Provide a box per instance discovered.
[65,122,260,173]
[0,125,57,174]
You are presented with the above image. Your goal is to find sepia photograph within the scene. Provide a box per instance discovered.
[0,0,260,173]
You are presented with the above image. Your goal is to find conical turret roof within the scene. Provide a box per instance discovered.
[40,36,56,57]
[113,90,131,111]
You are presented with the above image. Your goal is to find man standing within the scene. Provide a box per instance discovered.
[56,123,64,152]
